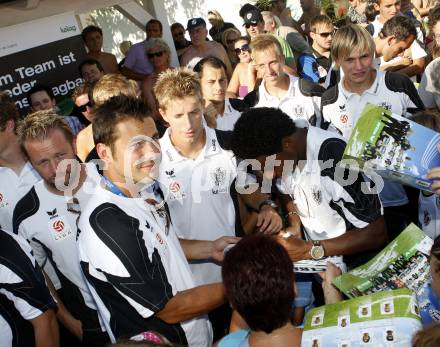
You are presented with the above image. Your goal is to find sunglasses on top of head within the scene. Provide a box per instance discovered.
[147,51,165,59]
[234,44,251,55]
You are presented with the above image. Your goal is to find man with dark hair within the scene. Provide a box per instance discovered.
[0,229,59,347]
[180,18,232,76]
[78,59,105,84]
[121,19,163,81]
[146,19,163,38]
[27,84,84,136]
[13,110,109,346]
[230,107,387,268]
[171,22,192,61]
[297,15,334,84]
[77,95,239,346]
[82,25,118,74]
[374,15,417,65]
[194,56,245,130]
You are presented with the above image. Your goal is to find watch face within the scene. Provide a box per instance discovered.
[311,245,325,260]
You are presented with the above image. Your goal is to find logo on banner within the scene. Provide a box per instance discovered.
[60,25,77,33]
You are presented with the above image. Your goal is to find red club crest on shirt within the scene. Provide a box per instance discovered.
[340,114,348,124]
[169,182,180,193]
[53,220,65,232]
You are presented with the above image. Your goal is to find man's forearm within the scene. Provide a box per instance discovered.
[179,239,213,261]
[321,217,387,257]
[395,58,425,77]
[32,309,59,347]
[239,189,270,211]
[156,283,226,324]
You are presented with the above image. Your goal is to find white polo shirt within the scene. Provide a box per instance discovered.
[158,126,238,285]
[13,179,104,332]
[370,16,427,79]
[0,162,40,233]
[321,70,424,207]
[247,74,323,127]
[418,192,440,240]
[277,126,383,241]
[216,98,242,131]
[77,165,212,346]
[419,57,440,109]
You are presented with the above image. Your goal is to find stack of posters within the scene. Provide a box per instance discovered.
[342,103,440,192]
[301,289,422,347]
[332,224,432,298]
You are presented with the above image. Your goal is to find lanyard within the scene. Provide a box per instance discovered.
[101,175,127,197]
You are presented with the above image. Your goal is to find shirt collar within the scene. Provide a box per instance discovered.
[340,69,381,99]
[161,125,220,163]
[260,74,296,102]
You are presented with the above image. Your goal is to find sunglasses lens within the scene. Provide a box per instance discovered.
[148,51,164,59]
[234,48,241,54]
[78,102,91,112]
[242,44,250,51]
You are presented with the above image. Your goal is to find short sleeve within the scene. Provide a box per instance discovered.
[85,203,174,318]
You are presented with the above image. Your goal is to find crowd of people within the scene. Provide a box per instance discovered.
[1,1,440,346]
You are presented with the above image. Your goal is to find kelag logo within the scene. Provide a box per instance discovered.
[60,25,77,33]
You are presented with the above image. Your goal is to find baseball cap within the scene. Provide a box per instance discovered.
[243,9,263,26]
[187,18,206,31]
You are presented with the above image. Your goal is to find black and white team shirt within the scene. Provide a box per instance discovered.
[159,126,239,285]
[321,70,424,207]
[0,229,56,347]
[277,126,383,241]
[243,74,325,127]
[12,179,104,334]
[0,162,40,233]
[77,165,212,346]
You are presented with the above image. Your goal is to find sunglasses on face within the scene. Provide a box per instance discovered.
[314,30,336,38]
[245,22,258,29]
[234,44,251,55]
[147,51,165,59]
[77,101,92,112]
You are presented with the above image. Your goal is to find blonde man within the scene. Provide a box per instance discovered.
[243,34,325,127]
[155,67,282,339]
[320,24,424,240]
[14,110,109,345]
[76,73,137,162]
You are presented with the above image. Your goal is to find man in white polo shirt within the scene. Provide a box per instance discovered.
[321,24,424,239]
[155,68,283,340]
[367,0,426,77]
[243,34,325,127]
[195,56,246,131]
[0,92,41,233]
[13,111,109,346]
[230,107,387,269]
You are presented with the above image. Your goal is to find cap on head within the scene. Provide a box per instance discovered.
[187,17,206,31]
[243,9,263,26]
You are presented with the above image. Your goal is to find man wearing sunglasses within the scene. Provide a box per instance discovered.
[180,18,232,77]
[297,15,334,85]
[242,7,295,69]
[170,22,192,62]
